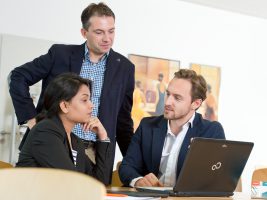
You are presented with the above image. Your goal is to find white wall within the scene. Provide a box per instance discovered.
[0,34,54,134]
[1,0,267,193]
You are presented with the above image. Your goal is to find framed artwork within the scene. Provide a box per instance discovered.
[129,54,180,130]
[190,63,221,121]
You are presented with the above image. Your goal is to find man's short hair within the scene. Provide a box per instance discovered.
[174,69,207,102]
[81,2,115,30]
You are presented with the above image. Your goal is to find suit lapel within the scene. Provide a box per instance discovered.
[99,49,121,119]
[70,43,84,74]
[151,117,168,175]
[51,116,74,163]
[71,135,84,171]
[101,49,120,96]
[176,113,202,178]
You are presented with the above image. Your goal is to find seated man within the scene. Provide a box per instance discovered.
[119,69,225,187]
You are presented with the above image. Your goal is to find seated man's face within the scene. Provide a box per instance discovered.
[163,78,195,121]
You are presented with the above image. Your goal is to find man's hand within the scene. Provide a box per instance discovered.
[135,173,163,187]
[27,118,36,129]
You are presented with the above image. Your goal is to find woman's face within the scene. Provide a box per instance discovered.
[64,84,93,124]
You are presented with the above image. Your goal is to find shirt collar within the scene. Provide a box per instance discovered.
[167,112,196,136]
[84,43,109,62]
[188,112,195,128]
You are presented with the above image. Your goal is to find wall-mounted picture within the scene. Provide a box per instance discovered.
[129,54,180,130]
[190,63,221,121]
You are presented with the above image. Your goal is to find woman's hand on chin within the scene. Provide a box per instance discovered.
[81,117,108,140]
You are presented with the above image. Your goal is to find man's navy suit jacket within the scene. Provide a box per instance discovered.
[119,113,225,186]
[9,43,135,156]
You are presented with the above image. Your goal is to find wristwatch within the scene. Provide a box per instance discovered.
[98,137,110,143]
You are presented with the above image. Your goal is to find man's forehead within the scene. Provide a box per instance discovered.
[167,78,192,94]
[88,17,115,31]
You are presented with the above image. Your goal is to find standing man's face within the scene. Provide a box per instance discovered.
[164,78,201,121]
[81,15,115,58]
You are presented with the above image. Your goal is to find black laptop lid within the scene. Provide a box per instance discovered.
[174,137,254,194]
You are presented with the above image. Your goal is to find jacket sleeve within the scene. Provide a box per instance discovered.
[84,142,114,185]
[214,121,226,139]
[8,45,57,124]
[116,62,135,156]
[204,121,226,139]
[119,123,146,186]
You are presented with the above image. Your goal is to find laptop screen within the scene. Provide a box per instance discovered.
[173,137,254,194]
[135,138,253,197]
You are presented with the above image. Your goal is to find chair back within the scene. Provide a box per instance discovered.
[0,160,13,168]
[0,168,106,200]
[111,161,123,186]
[252,168,267,183]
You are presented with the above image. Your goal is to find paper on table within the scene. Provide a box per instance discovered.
[105,195,160,200]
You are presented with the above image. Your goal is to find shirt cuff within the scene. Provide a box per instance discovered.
[130,176,143,187]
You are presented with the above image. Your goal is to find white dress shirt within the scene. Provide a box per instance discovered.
[130,113,195,187]
[158,113,195,186]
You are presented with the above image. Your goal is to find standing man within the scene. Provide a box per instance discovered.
[9,2,134,180]
[119,69,225,187]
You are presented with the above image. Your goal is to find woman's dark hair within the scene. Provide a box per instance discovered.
[36,73,91,123]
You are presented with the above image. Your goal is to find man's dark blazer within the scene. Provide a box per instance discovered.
[119,113,226,186]
[16,116,113,185]
[9,43,135,156]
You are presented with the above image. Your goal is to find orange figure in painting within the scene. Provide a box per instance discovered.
[204,84,218,121]
[132,81,150,130]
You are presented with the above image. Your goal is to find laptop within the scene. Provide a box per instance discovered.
[136,137,254,197]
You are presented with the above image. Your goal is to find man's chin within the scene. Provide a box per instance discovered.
[164,113,172,120]
[100,47,111,53]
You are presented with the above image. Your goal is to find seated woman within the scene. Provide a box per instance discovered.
[16,73,112,185]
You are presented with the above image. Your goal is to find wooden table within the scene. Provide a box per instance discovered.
[167,193,251,200]
[107,187,253,200]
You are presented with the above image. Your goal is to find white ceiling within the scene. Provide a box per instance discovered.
[178,0,267,19]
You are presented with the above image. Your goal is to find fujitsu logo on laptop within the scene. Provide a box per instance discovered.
[211,162,222,170]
